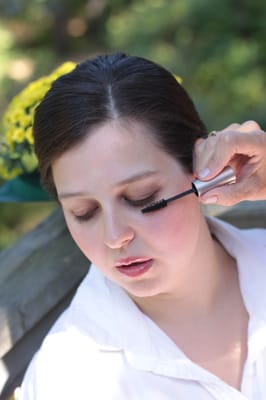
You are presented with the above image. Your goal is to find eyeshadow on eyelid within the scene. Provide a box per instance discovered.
[126,188,158,198]
[128,181,160,191]
[73,209,89,215]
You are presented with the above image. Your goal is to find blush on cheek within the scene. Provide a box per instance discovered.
[147,200,199,247]
[147,202,186,230]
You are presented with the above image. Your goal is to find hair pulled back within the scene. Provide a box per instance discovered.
[33,52,207,198]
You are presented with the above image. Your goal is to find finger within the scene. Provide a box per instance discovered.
[221,123,241,132]
[195,130,265,180]
[193,135,219,175]
[198,177,260,206]
[238,120,262,133]
[220,121,262,134]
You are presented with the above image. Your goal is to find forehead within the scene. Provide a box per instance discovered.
[52,119,179,191]
[85,119,159,154]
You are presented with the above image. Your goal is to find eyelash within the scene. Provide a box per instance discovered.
[75,209,97,222]
[74,192,158,222]
[126,192,157,207]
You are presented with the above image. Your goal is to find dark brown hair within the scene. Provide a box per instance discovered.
[33,52,207,198]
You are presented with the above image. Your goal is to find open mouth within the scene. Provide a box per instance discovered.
[116,259,153,277]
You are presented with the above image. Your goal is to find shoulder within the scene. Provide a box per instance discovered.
[238,226,266,246]
[20,326,120,400]
[20,268,129,400]
[207,216,266,250]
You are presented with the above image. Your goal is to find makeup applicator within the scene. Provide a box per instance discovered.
[141,166,236,214]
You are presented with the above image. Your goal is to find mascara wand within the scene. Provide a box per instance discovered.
[141,166,236,214]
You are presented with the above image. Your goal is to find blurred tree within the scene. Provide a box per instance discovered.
[102,0,266,129]
[0,0,265,129]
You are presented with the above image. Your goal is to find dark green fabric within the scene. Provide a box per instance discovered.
[0,173,50,202]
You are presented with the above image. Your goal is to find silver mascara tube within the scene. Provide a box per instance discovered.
[192,166,236,196]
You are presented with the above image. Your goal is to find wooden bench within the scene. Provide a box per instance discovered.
[0,201,265,399]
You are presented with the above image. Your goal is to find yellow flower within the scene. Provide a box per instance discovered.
[20,114,32,128]
[6,129,15,147]
[13,128,25,143]
[174,74,183,84]
[0,158,23,180]
[25,127,34,144]
[0,61,76,180]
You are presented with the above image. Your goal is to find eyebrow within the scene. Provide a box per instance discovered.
[58,170,159,200]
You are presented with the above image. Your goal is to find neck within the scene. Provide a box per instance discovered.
[130,221,237,325]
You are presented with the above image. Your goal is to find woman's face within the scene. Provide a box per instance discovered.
[53,120,205,299]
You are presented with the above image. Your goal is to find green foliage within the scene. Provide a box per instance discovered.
[1,0,266,128]
[0,201,55,250]
[103,0,266,129]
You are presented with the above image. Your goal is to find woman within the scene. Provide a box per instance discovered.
[20,53,266,399]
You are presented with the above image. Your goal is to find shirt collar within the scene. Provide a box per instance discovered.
[206,217,266,319]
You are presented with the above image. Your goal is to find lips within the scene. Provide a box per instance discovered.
[115,257,153,277]
[115,257,151,267]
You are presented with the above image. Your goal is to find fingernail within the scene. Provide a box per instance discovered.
[201,195,218,204]
[199,167,210,179]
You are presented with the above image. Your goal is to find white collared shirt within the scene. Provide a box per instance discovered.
[20,218,266,399]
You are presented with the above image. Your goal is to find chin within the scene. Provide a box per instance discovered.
[123,280,165,300]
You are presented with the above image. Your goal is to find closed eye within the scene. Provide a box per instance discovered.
[74,207,98,222]
[73,192,159,222]
[126,192,158,207]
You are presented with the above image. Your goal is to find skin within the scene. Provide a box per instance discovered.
[52,119,248,390]
[194,120,266,205]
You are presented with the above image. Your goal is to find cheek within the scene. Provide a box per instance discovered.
[65,220,104,264]
[144,198,201,252]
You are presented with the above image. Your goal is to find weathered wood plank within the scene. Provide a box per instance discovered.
[0,207,90,398]
[204,200,266,228]
[0,207,90,359]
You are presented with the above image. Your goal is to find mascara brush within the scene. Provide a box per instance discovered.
[141,166,236,214]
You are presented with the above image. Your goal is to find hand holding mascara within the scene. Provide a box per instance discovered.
[194,121,266,204]
[141,166,236,213]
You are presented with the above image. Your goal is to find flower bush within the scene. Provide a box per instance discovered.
[0,61,76,180]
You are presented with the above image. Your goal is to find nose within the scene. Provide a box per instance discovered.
[103,209,135,249]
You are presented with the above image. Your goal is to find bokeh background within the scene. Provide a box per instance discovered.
[0,0,266,250]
